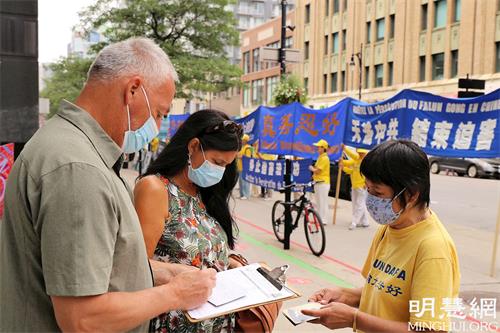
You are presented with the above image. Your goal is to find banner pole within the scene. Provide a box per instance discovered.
[489,200,500,278]
[332,162,342,225]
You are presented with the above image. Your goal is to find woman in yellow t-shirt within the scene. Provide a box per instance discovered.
[303,140,460,333]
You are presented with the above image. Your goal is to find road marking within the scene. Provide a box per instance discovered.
[235,214,362,273]
[239,231,353,288]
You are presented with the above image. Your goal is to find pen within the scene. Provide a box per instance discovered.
[207,259,222,272]
[199,251,204,270]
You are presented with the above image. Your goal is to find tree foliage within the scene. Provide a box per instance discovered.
[40,57,93,118]
[272,75,308,106]
[78,0,242,97]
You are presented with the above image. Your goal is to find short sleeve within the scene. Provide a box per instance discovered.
[39,163,119,296]
[409,258,455,331]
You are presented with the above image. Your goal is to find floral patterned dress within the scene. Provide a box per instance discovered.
[150,175,235,333]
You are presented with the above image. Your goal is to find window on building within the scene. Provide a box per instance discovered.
[243,86,250,107]
[432,53,444,80]
[451,50,458,78]
[341,70,346,91]
[304,77,309,93]
[305,4,311,23]
[331,72,338,92]
[389,14,395,39]
[376,18,385,41]
[285,37,293,48]
[243,52,250,74]
[0,16,37,57]
[266,76,279,104]
[305,41,310,60]
[332,32,339,53]
[323,74,328,94]
[324,35,329,55]
[342,29,346,51]
[375,64,383,87]
[496,42,500,73]
[364,66,370,88]
[366,21,372,43]
[333,0,339,13]
[454,0,461,22]
[388,62,394,86]
[434,0,447,28]
[421,4,428,30]
[252,48,260,72]
[325,0,329,16]
[252,79,264,105]
[419,56,426,81]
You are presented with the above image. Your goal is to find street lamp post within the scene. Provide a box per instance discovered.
[279,0,293,251]
[349,43,363,101]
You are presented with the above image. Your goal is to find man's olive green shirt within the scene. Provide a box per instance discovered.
[0,101,153,332]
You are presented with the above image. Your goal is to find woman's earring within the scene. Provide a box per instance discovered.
[187,154,192,166]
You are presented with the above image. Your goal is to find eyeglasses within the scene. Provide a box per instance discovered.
[204,120,243,138]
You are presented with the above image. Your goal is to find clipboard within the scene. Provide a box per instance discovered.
[185,263,301,323]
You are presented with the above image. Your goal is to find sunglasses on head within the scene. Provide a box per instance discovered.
[204,120,244,137]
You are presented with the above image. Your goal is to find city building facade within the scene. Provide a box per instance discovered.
[0,0,39,157]
[208,0,295,116]
[240,11,296,116]
[293,0,500,108]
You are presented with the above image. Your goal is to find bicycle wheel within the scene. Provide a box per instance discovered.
[271,200,286,243]
[303,207,326,256]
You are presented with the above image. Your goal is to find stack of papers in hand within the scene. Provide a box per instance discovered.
[283,302,322,325]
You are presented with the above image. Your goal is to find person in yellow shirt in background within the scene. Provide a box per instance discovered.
[309,139,331,226]
[341,144,370,230]
[237,134,253,200]
[303,140,460,333]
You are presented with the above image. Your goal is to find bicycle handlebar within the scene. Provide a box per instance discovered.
[279,181,317,190]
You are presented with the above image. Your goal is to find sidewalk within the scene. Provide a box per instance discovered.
[121,169,500,332]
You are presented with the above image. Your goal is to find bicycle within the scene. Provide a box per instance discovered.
[271,182,326,256]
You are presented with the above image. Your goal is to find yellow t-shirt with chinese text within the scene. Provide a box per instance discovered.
[313,153,330,184]
[237,144,253,172]
[358,211,460,332]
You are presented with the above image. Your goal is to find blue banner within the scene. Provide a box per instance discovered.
[241,157,313,191]
[234,110,260,143]
[256,101,349,161]
[343,89,500,158]
[166,114,190,139]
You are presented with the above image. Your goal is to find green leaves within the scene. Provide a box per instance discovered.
[42,0,242,114]
[40,57,93,119]
[272,75,308,106]
[80,0,241,97]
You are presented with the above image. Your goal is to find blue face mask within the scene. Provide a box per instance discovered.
[365,188,406,225]
[122,86,159,154]
[188,144,226,188]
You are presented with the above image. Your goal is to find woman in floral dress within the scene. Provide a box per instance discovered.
[134,110,243,333]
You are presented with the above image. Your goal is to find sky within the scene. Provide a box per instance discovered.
[38,0,97,63]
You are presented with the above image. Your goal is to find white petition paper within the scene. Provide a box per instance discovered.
[188,263,295,320]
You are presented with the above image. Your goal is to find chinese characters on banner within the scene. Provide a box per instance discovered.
[256,100,349,161]
[241,157,313,191]
[344,89,500,158]
[0,143,14,218]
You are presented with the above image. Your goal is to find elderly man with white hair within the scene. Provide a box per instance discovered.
[0,37,216,332]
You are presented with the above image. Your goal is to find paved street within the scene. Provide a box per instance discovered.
[121,169,500,332]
